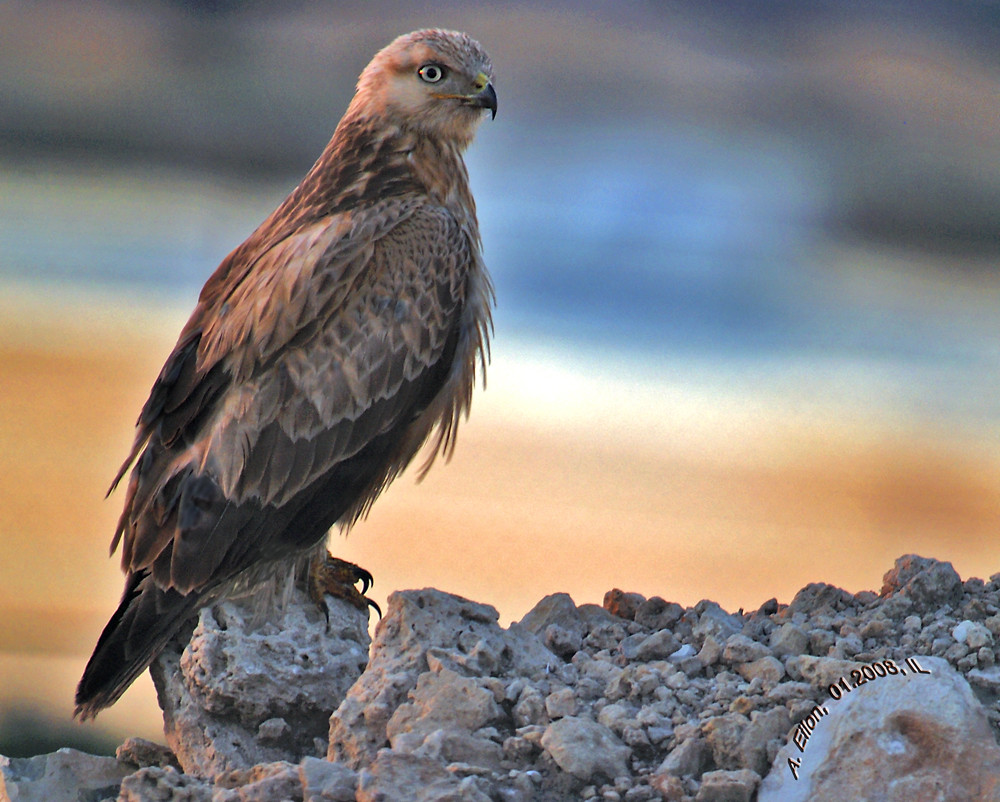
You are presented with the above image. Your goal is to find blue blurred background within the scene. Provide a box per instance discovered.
[1,0,999,755]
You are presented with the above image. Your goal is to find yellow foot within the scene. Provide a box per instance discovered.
[308,552,382,622]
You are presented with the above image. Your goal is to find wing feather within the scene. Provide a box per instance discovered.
[113,199,482,596]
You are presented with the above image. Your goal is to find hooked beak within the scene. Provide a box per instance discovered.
[466,82,498,120]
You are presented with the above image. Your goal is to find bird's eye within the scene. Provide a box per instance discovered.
[417,64,447,84]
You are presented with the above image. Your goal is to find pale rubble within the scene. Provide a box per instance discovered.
[150,582,370,778]
[0,749,132,802]
[758,656,1000,801]
[4,553,1000,801]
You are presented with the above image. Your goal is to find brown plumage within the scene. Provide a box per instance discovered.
[75,29,496,719]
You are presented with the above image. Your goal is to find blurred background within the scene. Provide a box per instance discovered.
[1,0,999,756]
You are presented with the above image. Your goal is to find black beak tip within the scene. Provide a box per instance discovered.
[483,83,498,120]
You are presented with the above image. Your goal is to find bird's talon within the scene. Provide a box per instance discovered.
[308,552,379,619]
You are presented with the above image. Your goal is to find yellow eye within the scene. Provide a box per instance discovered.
[418,63,447,84]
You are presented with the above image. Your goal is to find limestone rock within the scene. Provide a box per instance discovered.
[656,735,711,777]
[118,765,213,801]
[8,552,1000,801]
[520,592,584,636]
[784,655,861,690]
[635,596,685,630]
[540,715,631,781]
[299,756,358,801]
[703,713,750,771]
[691,601,743,643]
[880,554,963,607]
[213,761,302,802]
[385,668,503,748]
[0,748,133,802]
[604,588,646,620]
[769,623,809,658]
[328,588,557,769]
[520,592,588,658]
[722,634,771,664]
[759,656,1000,801]
[736,655,785,685]
[116,737,180,770]
[695,768,761,802]
[151,586,370,777]
[785,583,854,616]
[356,750,491,802]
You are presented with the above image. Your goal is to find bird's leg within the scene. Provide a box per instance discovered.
[308,551,381,626]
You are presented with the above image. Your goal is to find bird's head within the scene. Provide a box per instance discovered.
[349,29,497,145]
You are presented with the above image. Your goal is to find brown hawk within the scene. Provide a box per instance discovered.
[75,29,496,719]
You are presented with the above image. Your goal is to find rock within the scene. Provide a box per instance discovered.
[649,772,686,800]
[784,655,861,690]
[0,748,133,802]
[9,552,1000,801]
[115,737,180,770]
[520,592,584,636]
[545,687,579,718]
[299,756,358,801]
[740,706,791,775]
[118,765,213,801]
[736,656,785,685]
[517,593,587,658]
[703,713,749,771]
[759,656,1000,801]
[356,750,490,802]
[328,588,555,769]
[691,601,743,643]
[722,634,771,664]
[630,629,677,661]
[697,635,723,667]
[543,623,583,658]
[540,716,631,782]
[385,668,502,750]
[695,769,761,802]
[968,665,1000,702]
[764,681,814,705]
[213,761,303,802]
[880,554,963,607]
[786,583,854,616]
[954,619,994,649]
[151,585,370,777]
[604,588,647,621]
[635,597,685,630]
[513,685,547,726]
[769,623,809,658]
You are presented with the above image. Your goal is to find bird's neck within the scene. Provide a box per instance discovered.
[407,135,477,220]
[239,115,478,260]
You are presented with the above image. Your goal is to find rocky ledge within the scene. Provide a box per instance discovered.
[5,553,1000,801]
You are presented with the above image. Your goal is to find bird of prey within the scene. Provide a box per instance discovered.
[74,29,497,720]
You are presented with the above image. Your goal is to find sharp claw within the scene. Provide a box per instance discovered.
[355,567,374,595]
[308,552,379,619]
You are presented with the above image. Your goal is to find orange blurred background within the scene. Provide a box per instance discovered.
[1,0,999,753]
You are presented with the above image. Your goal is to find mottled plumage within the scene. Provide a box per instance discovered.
[75,29,496,719]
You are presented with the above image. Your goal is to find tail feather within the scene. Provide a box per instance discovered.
[74,571,204,720]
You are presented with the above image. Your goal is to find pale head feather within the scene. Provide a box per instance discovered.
[347,29,495,145]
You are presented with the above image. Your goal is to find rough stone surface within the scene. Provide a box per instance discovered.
[327,587,557,773]
[151,585,370,777]
[8,554,1000,801]
[540,715,631,781]
[695,768,761,802]
[0,749,132,802]
[759,656,1000,801]
[880,553,963,606]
